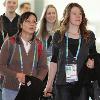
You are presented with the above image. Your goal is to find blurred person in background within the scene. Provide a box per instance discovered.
[37,4,59,100]
[19,2,31,15]
[1,0,20,40]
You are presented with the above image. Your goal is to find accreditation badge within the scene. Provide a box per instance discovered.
[65,57,78,83]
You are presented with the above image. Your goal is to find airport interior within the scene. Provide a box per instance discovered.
[0,0,100,100]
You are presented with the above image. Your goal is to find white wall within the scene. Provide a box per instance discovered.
[0,0,5,15]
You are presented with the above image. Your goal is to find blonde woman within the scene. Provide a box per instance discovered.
[37,4,59,100]
[38,4,59,41]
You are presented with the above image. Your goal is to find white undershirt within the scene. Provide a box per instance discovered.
[21,37,31,54]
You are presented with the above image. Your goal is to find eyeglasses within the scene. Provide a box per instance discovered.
[24,20,37,24]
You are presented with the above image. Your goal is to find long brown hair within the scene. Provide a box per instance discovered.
[38,4,59,39]
[60,3,89,42]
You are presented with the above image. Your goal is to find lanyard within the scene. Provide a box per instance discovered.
[45,39,48,50]
[66,32,81,60]
[43,35,52,50]
[2,31,4,40]
[42,37,48,50]
[18,44,37,73]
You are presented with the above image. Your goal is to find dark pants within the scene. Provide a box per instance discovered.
[86,83,94,100]
[55,84,90,100]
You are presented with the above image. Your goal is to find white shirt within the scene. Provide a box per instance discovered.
[21,37,31,55]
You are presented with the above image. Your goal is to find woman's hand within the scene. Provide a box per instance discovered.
[86,58,94,69]
[44,82,53,97]
[16,72,25,85]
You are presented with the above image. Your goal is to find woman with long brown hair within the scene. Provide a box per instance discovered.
[44,3,97,100]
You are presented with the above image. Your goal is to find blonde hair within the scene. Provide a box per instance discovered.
[38,4,59,39]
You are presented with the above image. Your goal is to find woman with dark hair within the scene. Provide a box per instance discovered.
[0,12,48,100]
[44,3,97,100]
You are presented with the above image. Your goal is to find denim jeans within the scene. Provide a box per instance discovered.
[2,88,18,100]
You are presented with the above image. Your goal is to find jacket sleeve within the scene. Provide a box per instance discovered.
[88,31,97,81]
[51,31,61,63]
[36,45,48,81]
[0,39,17,78]
[89,31,97,55]
[79,31,97,84]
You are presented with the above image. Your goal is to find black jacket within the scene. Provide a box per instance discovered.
[51,30,97,85]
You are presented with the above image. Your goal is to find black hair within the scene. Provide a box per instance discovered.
[16,12,37,44]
